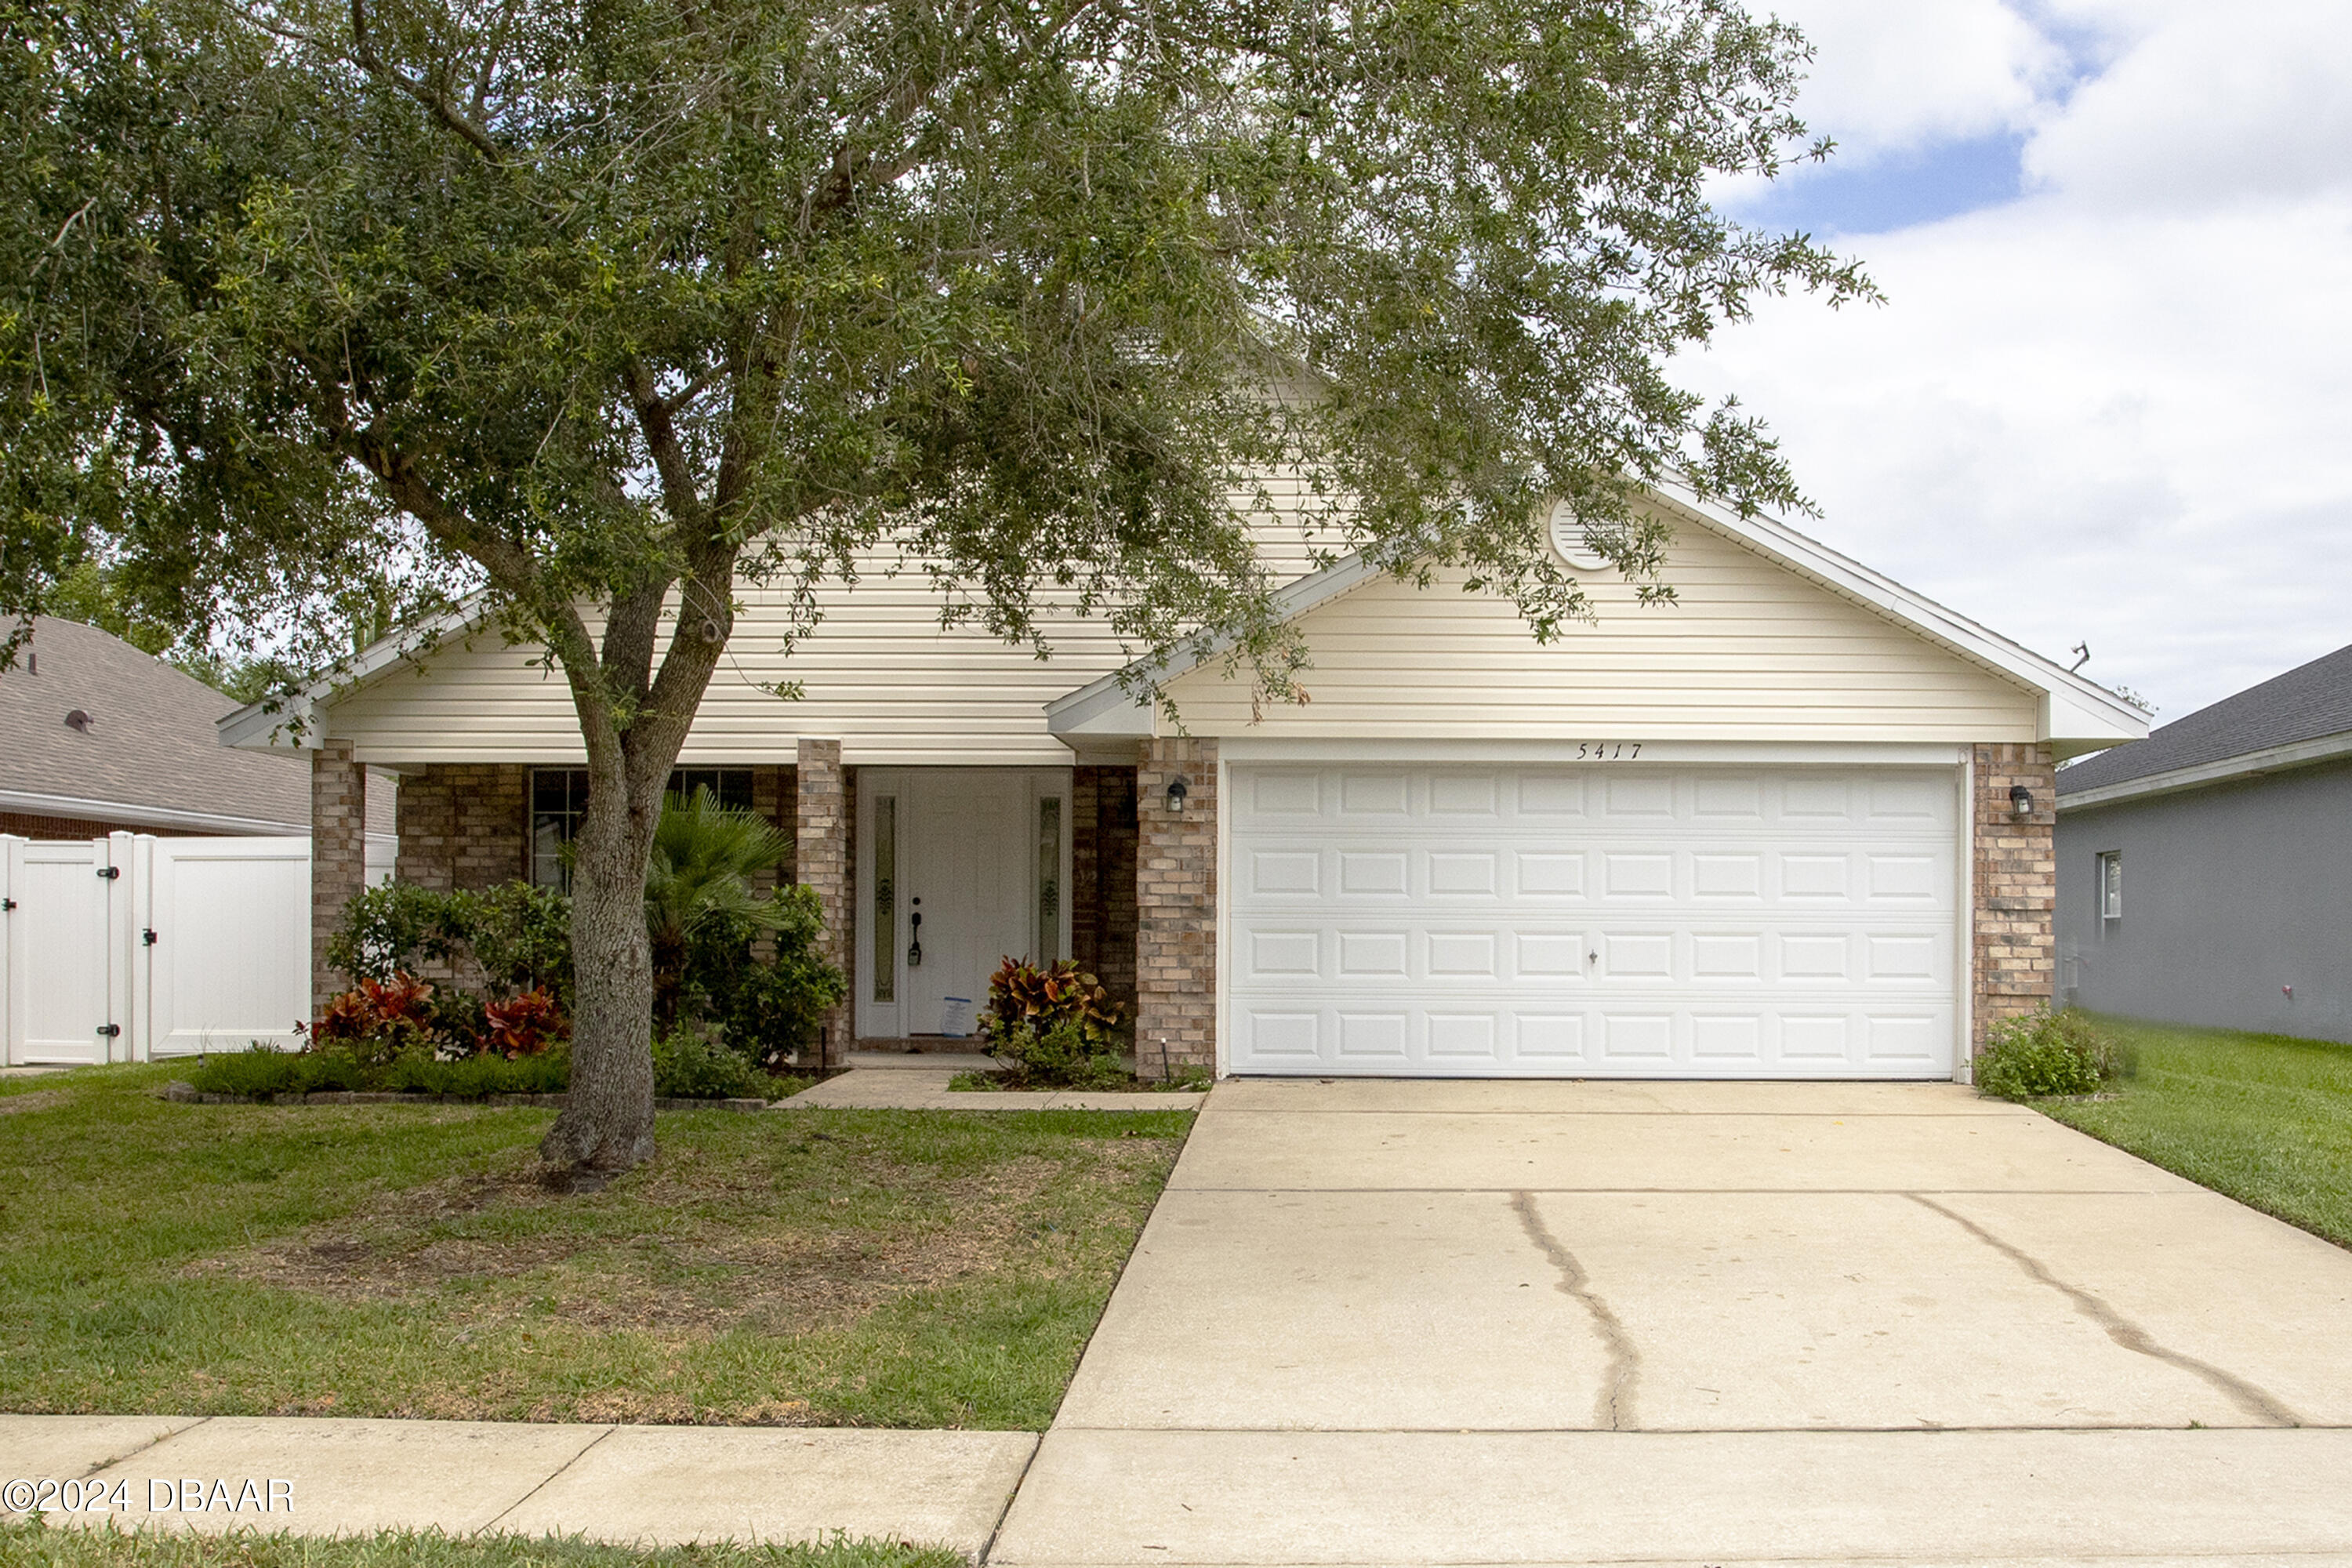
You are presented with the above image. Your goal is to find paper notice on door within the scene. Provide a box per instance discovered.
[938,996,975,1038]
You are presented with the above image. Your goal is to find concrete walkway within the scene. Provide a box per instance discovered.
[992,1078,2352,1566]
[14,1415,1033,1553]
[782,1052,1206,1111]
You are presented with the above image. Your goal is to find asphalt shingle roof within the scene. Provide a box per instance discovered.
[0,617,312,830]
[2057,641,2352,796]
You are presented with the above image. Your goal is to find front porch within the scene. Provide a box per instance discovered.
[308,739,1208,1077]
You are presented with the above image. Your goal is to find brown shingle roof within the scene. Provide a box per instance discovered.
[0,618,313,832]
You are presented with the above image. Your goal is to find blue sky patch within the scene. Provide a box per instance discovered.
[1732,132,2029,237]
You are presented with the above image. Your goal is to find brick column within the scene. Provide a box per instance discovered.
[1972,742,2058,1054]
[310,740,368,1014]
[797,741,851,1070]
[1072,764,1140,1011]
[1135,739,1217,1080]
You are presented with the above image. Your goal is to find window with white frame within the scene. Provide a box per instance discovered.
[531,767,756,888]
[2096,851,2122,922]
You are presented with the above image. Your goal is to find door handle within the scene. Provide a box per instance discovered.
[908,909,924,967]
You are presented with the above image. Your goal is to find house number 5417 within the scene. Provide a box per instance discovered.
[1574,742,1642,760]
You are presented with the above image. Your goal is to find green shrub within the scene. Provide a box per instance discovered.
[327,881,465,985]
[188,1045,363,1098]
[652,1027,770,1100]
[187,1044,572,1099]
[985,1019,1132,1091]
[381,1047,572,1097]
[328,880,572,1001]
[1976,1007,2129,1099]
[695,887,848,1068]
[460,882,575,1000]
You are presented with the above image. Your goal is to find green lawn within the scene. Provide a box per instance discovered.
[2032,1017,2352,1248]
[0,1065,1189,1428]
[5,1523,959,1568]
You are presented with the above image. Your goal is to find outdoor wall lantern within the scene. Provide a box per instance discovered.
[1166,775,1190,814]
[2009,783,2034,817]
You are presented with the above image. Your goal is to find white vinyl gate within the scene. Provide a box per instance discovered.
[1,833,321,1065]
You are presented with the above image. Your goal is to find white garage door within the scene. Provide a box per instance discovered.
[1225,764,1960,1078]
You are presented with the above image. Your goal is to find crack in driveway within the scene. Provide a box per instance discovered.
[1511,1191,1639,1430]
[1907,1193,2303,1428]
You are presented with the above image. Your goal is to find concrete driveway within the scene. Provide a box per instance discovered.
[993,1079,2352,1566]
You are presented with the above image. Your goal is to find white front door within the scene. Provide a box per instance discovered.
[1225,764,1962,1078]
[855,768,1074,1040]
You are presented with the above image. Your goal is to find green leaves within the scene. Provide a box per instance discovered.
[5,0,1864,705]
[6,0,1866,1134]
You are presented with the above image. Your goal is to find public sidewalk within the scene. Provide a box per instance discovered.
[9,1414,1033,1555]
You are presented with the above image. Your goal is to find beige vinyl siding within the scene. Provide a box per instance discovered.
[1162,521,2041,742]
[326,481,1335,767]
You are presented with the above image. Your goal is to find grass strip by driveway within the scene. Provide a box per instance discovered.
[4,1523,959,1568]
[0,1065,1190,1428]
[2029,1017,2352,1248]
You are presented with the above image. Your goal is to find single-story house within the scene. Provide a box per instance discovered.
[2,615,394,851]
[2055,641,2352,1044]
[223,481,2147,1078]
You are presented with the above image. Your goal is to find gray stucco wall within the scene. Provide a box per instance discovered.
[2056,759,2352,1044]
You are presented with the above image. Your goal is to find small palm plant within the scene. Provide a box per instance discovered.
[644,787,794,1029]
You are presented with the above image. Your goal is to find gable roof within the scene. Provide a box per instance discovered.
[2057,641,2352,808]
[0,617,313,833]
[1047,478,2151,753]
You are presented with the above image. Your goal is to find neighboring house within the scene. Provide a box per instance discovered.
[223,481,2146,1078]
[2055,642,2352,1045]
[1,615,392,852]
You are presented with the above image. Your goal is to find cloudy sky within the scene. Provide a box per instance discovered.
[1678,0,2352,720]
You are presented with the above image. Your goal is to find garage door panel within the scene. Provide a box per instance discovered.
[1228,764,1959,1079]
[1245,848,1322,896]
[1516,775,1588,815]
[1336,1011,1410,1059]
[1339,772,1410,815]
[1249,771,1323,815]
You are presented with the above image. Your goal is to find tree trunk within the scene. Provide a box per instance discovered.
[540,764,659,1172]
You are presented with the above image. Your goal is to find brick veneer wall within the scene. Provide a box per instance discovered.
[797,741,851,1070]
[1071,764,1140,1011]
[394,764,530,890]
[1973,742,2058,1052]
[1135,739,1217,1080]
[750,765,799,889]
[376,760,797,992]
[311,742,368,1013]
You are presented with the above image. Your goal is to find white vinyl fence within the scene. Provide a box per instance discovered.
[0,831,388,1066]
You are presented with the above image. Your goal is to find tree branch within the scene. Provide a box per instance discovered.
[350,0,506,163]
[625,358,706,529]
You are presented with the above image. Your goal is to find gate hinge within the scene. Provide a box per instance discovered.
[143,927,158,946]
[96,865,120,880]
[96,1023,122,1037]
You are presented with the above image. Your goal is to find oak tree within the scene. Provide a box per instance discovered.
[2,0,1866,1171]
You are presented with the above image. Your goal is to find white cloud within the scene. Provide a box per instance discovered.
[1764,0,2067,158]
[1677,4,2352,719]
[2024,0,2352,209]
